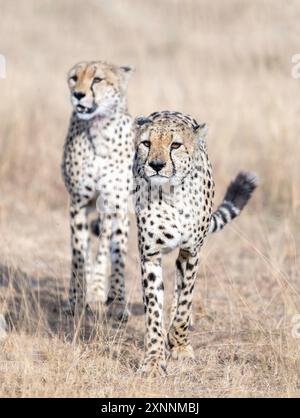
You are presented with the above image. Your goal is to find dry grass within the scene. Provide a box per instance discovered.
[0,0,300,397]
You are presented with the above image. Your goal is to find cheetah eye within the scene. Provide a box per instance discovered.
[93,77,103,84]
[70,75,77,83]
[141,140,151,148]
[171,142,182,149]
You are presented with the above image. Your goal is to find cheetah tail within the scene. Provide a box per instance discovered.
[208,171,258,234]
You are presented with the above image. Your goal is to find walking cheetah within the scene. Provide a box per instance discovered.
[133,111,257,375]
[62,61,134,320]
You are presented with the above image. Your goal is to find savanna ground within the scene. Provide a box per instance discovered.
[0,0,300,397]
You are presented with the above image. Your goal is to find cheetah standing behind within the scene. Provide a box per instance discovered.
[62,61,134,321]
[133,111,257,375]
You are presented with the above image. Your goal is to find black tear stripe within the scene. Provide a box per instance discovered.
[90,84,96,108]
[169,148,176,177]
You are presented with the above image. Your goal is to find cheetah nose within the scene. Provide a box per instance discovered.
[149,159,166,173]
[73,91,86,100]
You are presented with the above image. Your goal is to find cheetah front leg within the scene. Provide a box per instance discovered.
[168,250,199,361]
[169,249,187,325]
[139,253,167,377]
[107,213,130,321]
[69,201,92,319]
[87,214,111,308]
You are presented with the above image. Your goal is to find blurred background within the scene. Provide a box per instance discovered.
[0,0,300,397]
[0,0,299,211]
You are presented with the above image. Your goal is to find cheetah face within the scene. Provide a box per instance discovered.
[134,114,207,186]
[68,61,134,120]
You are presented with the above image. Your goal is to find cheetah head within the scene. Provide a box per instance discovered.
[67,61,134,120]
[134,111,208,186]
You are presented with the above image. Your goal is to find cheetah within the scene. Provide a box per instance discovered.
[61,61,134,321]
[133,111,257,375]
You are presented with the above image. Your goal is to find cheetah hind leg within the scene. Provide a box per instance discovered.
[106,216,131,323]
[89,216,130,322]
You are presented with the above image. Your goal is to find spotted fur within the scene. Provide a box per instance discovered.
[133,110,257,375]
[61,61,134,321]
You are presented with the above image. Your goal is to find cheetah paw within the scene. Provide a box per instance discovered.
[86,287,107,310]
[169,344,195,361]
[107,302,130,322]
[139,356,167,377]
[62,302,85,317]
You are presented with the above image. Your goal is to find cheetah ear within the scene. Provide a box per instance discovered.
[118,65,135,87]
[134,116,152,129]
[120,65,135,73]
[194,123,208,146]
